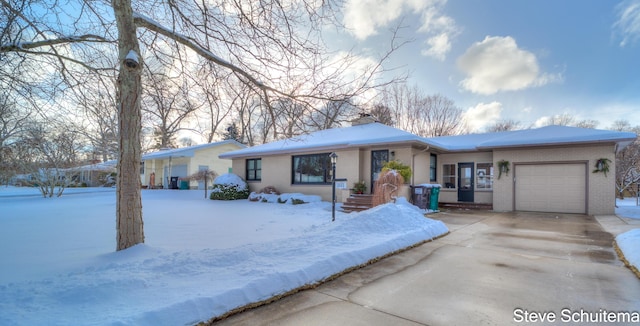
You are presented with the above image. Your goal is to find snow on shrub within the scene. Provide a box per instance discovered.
[248,192,321,204]
[209,173,250,200]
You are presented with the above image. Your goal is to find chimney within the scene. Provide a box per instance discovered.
[351,113,378,126]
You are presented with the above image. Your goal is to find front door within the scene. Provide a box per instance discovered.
[458,162,474,202]
[371,150,389,193]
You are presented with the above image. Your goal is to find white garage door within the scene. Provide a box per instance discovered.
[515,163,586,214]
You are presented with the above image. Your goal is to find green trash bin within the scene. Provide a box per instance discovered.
[429,185,441,211]
[179,180,189,190]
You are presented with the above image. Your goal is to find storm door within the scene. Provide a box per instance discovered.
[458,162,474,202]
[371,150,389,193]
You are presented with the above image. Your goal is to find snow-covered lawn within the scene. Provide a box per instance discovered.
[615,198,640,275]
[0,187,448,325]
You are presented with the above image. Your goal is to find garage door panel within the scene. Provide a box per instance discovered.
[515,163,586,214]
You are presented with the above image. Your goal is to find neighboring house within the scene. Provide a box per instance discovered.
[219,116,637,215]
[10,161,117,187]
[67,161,117,187]
[142,140,246,189]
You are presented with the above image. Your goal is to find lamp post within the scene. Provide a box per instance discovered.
[330,152,338,222]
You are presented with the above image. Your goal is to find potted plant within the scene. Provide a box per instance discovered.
[353,180,367,194]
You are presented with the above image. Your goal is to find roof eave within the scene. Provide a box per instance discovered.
[476,138,636,150]
[143,151,196,160]
[219,139,441,159]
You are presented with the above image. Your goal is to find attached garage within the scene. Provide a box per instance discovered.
[514,162,587,214]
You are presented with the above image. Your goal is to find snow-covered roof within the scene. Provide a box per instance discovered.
[431,125,637,151]
[63,160,117,172]
[143,140,245,160]
[219,123,637,158]
[219,123,435,158]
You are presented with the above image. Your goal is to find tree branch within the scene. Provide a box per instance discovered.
[133,12,279,94]
[0,34,109,53]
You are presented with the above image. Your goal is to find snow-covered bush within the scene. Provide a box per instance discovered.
[209,173,250,200]
[248,186,279,202]
[248,192,321,204]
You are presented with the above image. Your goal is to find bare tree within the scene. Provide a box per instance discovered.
[574,119,599,129]
[271,98,308,139]
[379,83,421,133]
[377,83,466,136]
[610,120,640,198]
[251,101,276,145]
[1,0,402,251]
[611,119,632,132]
[112,0,145,250]
[421,94,467,137]
[306,98,358,131]
[235,91,266,146]
[143,69,201,150]
[70,73,119,162]
[0,96,32,184]
[541,113,598,129]
[486,119,522,132]
[192,62,234,143]
[15,123,85,197]
[367,104,394,126]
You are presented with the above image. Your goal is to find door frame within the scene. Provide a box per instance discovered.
[371,149,389,193]
[458,162,474,202]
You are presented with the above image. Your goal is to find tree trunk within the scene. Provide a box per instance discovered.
[113,0,144,251]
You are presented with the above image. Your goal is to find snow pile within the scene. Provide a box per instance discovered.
[0,189,447,325]
[616,229,640,272]
[249,192,322,204]
[614,198,640,276]
[615,197,640,219]
[213,172,247,187]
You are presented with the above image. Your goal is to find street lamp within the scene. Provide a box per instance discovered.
[330,152,338,222]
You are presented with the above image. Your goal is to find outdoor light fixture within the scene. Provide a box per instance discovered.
[330,152,338,221]
[124,49,140,69]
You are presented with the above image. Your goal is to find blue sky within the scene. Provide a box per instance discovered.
[335,0,640,132]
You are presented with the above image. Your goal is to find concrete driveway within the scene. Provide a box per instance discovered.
[212,211,640,325]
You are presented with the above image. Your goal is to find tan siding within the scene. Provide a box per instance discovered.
[438,152,494,204]
[411,149,432,185]
[232,149,362,202]
[229,143,617,213]
[232,147,427,202]
[493,144,616,215]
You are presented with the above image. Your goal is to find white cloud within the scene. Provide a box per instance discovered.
[343,0,418,40]
[457,36,562,95]
[613,0,640,47]
[343,0,459,60]
[422,33,451,61]
[462,101,503,132]
[533,116,552,128]
[418,4,460,60]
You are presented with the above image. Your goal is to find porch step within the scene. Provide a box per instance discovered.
[341,194,374,213]
[438,202,493,210]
